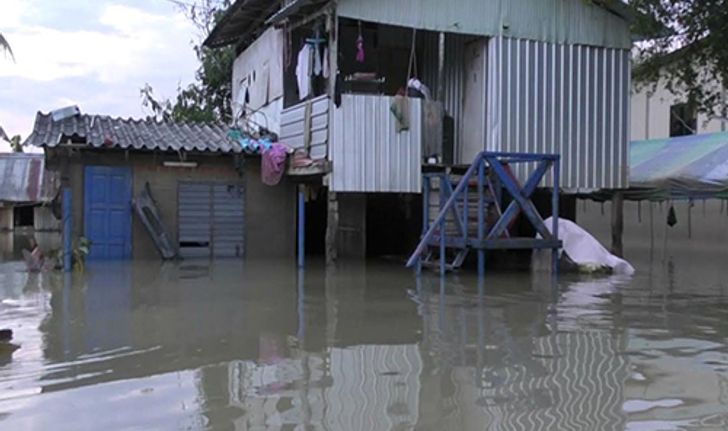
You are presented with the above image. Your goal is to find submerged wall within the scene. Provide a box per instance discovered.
[48,150,295,260]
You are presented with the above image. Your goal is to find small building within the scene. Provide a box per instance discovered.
[26,113,295,260]
[203,0,636,264]
[631,64,727,141]
[0,153,60,232]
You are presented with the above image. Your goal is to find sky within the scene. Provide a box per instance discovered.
[0,0,200,152]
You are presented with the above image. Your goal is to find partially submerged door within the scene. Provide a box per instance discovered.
[84,166,133,259]
[178,182,245,259]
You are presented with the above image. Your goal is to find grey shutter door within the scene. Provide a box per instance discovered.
[212,184,245,258]
[178,183,212,258]
[178,182,245,259]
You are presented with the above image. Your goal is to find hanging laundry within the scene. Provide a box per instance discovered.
[295,45,312,100]
[334,71,343,108]
[356,34,365,63]
[667,204,678,227]
[390,94,410,132]
[322,47,330,79]
[313,42,323,76]
[262,143,290,186]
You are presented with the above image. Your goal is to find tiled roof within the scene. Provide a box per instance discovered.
[0,153,59,203]
[25,112,241,154]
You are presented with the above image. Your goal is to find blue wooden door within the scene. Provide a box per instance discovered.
[84,166,133,259]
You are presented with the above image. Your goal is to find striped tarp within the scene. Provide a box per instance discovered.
[630,132,728,199]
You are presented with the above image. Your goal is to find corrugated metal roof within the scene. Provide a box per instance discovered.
[204,0,328,49]
[0,153,59,203]
[336,0,633,49]
[25,112,241,154]
[207,0,633,49]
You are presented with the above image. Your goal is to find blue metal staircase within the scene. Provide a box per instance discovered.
[407,151,562,276]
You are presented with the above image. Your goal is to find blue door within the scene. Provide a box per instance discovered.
[84,166,133,259]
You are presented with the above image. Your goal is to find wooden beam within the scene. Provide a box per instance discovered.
[611,191,624,258]
[325,191,338,265]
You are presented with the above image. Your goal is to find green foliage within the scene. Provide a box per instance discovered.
[627,0,728,120]
[47,237,92,272]
[141,1,235,123]
[1,32,13,139]
[73,237,91,272]
[9,135,22,153]
[0,129,22,152]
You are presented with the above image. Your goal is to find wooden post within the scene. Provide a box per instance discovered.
[325,191,338,265]
[297,185,305,268]
[611,191,624,258]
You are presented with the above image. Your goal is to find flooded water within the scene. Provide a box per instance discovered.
[1,227,728,430]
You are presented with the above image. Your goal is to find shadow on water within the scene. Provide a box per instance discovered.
[0,249,727,429]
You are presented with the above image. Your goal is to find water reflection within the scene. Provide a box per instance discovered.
[0,253,727,430]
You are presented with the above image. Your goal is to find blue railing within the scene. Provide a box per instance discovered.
[407,151,561,276]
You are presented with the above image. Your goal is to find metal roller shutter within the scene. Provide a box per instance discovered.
[178,182,245,259]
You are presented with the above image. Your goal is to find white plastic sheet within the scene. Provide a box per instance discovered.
[539,217,635,275]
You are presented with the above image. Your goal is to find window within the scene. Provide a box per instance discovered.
[670,102,697,137]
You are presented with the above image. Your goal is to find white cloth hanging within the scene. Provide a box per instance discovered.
[295,45,312,100]
[322,47,330,79]
[313,42,322,76]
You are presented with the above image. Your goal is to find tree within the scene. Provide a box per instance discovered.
[627,0,728,121]
[0,32,12,60]
[141,0,235,123]
[1,32,13,146]
[0,127,23,153]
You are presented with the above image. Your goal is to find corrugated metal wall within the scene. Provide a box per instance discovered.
[337,0,632,50]
[330,95,423,193]
[279,95,329,160]
[487,36,630,190]
[178,182,245,258]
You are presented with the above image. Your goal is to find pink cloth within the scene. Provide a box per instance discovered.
[261,143,288,186]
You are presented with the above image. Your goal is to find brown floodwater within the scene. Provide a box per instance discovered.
[1,223,728,430]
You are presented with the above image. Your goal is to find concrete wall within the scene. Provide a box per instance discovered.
[0,206,13,231]
[48,149,296,260]
[631,81,727,141]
